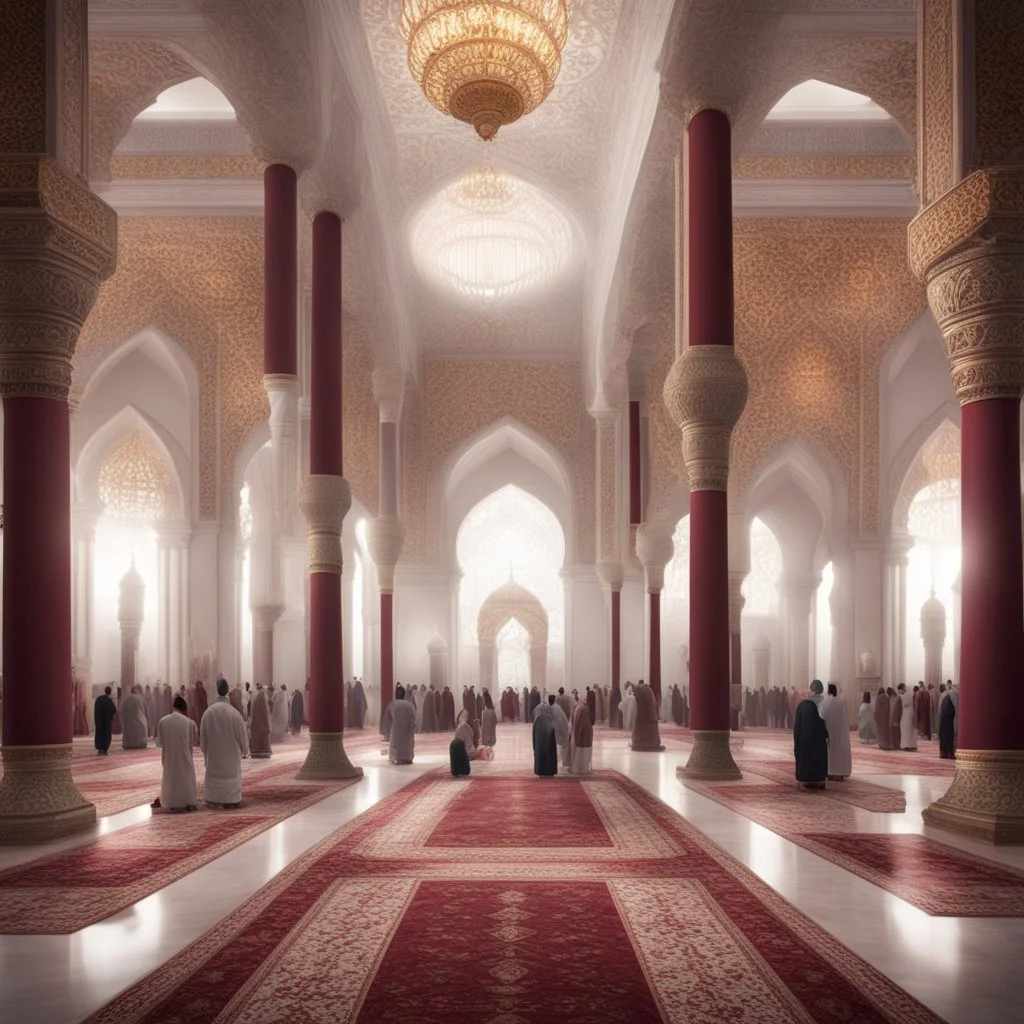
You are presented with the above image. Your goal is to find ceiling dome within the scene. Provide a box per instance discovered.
[411,166,573,303]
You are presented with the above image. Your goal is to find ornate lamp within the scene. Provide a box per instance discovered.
[400,0,569,141]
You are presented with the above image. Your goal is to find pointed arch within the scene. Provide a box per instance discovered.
[477,580,549,692]
[76,405,186,519]
[890,415,961,534]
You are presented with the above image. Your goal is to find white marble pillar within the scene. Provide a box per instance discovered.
[155,521,190,688]
[883,536,912,688]
[778,577,817,689]
[251,602,284,689]
[118,565,145,694]
[71,503,102,689]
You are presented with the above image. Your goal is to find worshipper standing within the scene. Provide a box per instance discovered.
[532,697,558,777]
[269,684,289,743]
[72,677,89,736]
[808,679,825,706]
[142,684,156,737]
[243,681,252,719]
[528,686,541,719]
[569,699,594,775]
[163,682,173,718]
[597,685,606,724]
[200,678,250,808]
[441,686,455,730]
[249,684,272,758]
[927,683,940,737]
[630,680,664,751]
[555,687,572,722]
[381,684,417,765]
[93,685,117,756]
[229,683,244,717]
[586,686,596,726]
[794,693,829,789]
[480,690,498,748]
[290,685,304,736]
[423,685,437,733]
[660,680,673,724]
[820,683,852,780]
[939,686,958,759]
[112,685,123,735]
[350,678,367,729]
[887,686,901,749]
[915,682,932,741]
[609,679,622,729]
[620,682,637,732]
[858,690,877,744]
[671,684,685,726]
[551,695,570,768]
[120,685,149,750]
[193,679,209,725]
[898,683,917,751]
[874,687,891,749]
[474,688,484,722]
[152,695,198,812]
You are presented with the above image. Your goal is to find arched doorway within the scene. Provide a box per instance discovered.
[477,580,549,693]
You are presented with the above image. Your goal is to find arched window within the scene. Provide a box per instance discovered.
[496,617,531,688]
[743,517,783,616]
[457,484,565,650]
[98,429,171,525]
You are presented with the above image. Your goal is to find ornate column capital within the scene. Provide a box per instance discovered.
[0,155,117,399]
[728,570,746,633]
[635,522,675,593]
[365,515,406,593]
[298,474,350,575]
[663,345,748,492]
[264,372,299,397]
[250,602,286,633]
[596,560,624,594]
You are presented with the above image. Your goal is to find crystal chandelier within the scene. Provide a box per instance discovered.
[400,1,569,141]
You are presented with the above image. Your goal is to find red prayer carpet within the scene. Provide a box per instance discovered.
[82,771,945,1024]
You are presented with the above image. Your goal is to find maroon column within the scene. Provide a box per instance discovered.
[958,399,1024,751]
[381,592,394,710]
[297,212,360,781]
[730,632,742,731]
[611,589,621,691]
[649,590,661,701]
[264,165,297,376]
[629,400,642,525]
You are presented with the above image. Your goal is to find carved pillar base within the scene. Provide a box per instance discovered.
[630,737,665,753]
[677,730,742,781]
[297,732,364,781]
[922,751,1024,845]
[0,745,96,844]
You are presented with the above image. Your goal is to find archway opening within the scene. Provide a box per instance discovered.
[496,617,531,689]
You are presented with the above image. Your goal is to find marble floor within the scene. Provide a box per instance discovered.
[1,725,1023,1024]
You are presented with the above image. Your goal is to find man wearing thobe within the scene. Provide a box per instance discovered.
[290,685,304,735]
[620,682,637,732]
[532,696,558,777]
[200,678,250,808]
[551,696,571,768]
[555,687,572,722]
[153,695,198,812]
[120,685,149,750]
[569,699,594,775]
[382,684,416,765]
[819,683,852,780]
[93,685,117,756]
[229,683,244,717]
[609,680,621,729]
[269,684,289,743]
[586,686,596,725]
[899,683,917,750]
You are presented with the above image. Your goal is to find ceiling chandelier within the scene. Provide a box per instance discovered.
[400,1,569,141]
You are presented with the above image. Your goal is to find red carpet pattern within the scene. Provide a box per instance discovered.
[795,833,1024,917]
[733,759,907,813]
[83,772,944,1024]
[0,774,358,933]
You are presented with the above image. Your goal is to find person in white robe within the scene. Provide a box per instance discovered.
[620,683,637,733]
[269,684,289,744]
[551,699,570,767]
[200,679,250,807]
[857,690,877,744]
[382,684,417,764]
[898,682,917,751]
[154,696,198,812]
[819,683,852,779]
[120,686,149,749]
[660,682,673,724]
[569,699,594,775]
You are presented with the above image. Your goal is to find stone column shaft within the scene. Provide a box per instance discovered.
[297,211,360,781]
[665,108,747,781]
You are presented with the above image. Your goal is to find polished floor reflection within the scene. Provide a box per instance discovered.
[1,726,1022,1024]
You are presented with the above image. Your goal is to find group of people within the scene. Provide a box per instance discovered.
[793,680,853,788]
[858,680,959,758]
[742,685,802,730]
[529,692,594,777]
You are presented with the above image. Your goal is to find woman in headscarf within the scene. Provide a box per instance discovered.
[858,690,877,744]
[480,689,498,747]
[793,695,828,789]
[569,699,594,775]
[938,686,958,759]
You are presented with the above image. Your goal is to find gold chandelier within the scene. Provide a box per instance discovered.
[400,1,569,141]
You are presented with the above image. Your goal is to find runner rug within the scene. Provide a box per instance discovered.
[83,771,944,1024]
[681,775,1024,916]
[0,773,358,934]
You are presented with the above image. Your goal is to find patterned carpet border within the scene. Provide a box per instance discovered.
[81,769,945,1024]
[0,774,359,934]
[682,775,1024,917]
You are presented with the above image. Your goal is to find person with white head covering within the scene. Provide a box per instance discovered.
[200,678,250,808]
[153,695,198,812]
[382,684,417,765]
[269,684,289,744]
[820,683,852,780]
[619,682,637,732]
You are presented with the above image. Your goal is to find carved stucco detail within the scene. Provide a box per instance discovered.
[0,745,96,842]
[918,0,955,206]
[664,345,747,493]
[677,731,742,782]
[923,750,1024,843]
[477,581,549,650]
[299,474,351,576]
[365,515,405,592]
[0,156,117,399]
[635,522,675,593]
[108,155,264,180]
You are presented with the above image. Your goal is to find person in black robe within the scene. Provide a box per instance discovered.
[671,684,684,725]
[532,697,558,777]
[609,680,621,728]
[528,686,541,719]
[93,685,117,755]
[290,687,304,735]
[449,736,471,776]
[938,689,957,759]
[794,697,828,789]
[350,680,366,729]
[521,686,529,722]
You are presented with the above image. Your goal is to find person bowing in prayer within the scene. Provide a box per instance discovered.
[152,695,198,813]
[200,678,249,809]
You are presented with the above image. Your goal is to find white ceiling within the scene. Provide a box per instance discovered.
[766,79,891,122]
[136,77,236,121]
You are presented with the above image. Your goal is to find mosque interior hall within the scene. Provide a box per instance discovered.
[3,1,1024,1022]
